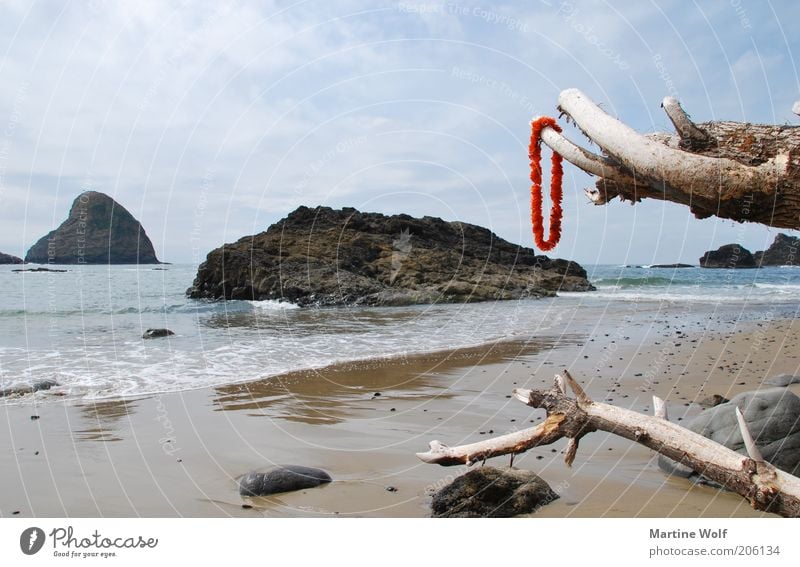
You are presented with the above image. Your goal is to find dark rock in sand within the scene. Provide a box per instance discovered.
[698,394,729,408]
[142,328,174,339]
[765,374,800,387]
[754,234,800,267]
[0,379,59,398]
[431,466,558,518]
[25,191,161,264]
[699,244,756,269]
[238,465,332,496]
[188,206,594,306]
[0,252,23,264]
[660,388,800,478]
[650,263,694,268]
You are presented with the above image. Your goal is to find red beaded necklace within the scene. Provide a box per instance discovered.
[529,117,563,252]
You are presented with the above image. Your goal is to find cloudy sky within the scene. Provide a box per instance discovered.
[0,0,797,265]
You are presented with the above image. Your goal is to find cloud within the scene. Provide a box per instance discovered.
[0,1,797,264]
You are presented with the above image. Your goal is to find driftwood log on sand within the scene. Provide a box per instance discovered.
[537,88,800,229]
[416,371,800,517]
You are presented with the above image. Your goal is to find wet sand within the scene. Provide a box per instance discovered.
[1,312,799,518]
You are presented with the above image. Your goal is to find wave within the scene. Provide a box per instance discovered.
[247,299,299,311]
[592,276,687,288]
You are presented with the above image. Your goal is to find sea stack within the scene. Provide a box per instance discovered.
[0,252,24,264]
[188,205,594,306]
[25,191,160,264]
[754,233,800,266]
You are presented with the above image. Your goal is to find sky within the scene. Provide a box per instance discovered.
[0,0,797,265]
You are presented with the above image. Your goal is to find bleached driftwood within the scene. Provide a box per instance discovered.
[416,371,800,517]
[538,88,800,229]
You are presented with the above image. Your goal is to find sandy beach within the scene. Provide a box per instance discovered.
[2,308,799,518]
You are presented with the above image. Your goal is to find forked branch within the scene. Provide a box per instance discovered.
[416,370,800,517]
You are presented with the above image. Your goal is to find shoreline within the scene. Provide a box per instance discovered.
[1,310,799,517]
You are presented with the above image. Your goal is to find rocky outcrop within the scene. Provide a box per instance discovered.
[660,388,800,479]
[431,467,558,517]
[25,191,160,264]
[188,206,594,306]
[698,244,756,268]
[754,233,800,266]
[0,252,23,264]
[238,465,332,496]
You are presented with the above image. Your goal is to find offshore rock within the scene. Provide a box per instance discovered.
[188,206,594,306]
[0,252,24,264]
[754,234,800,266]
[25,191,160,264]
[698,244,756,269]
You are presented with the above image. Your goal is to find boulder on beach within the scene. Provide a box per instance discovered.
[699,244,756,269]
[238,465,332,497]
[0,252,24,264]
[754,234,800,267]
[188,205,594,306]
[765,374,800,387]
[142,328,175,339]
[25,191,161,265]
[660,388,800,478]
[430,466,558,518]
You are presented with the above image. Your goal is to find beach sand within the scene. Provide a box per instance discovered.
[2,310,799,518]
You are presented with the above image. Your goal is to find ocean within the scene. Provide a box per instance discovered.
[1,263,798,403]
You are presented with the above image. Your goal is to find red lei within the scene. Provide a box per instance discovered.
[529,117,563,252]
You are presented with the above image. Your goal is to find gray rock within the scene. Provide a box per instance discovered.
[765,374,800,387]
[142,328,174,339]
[0,379,59,398]
[431,466,558,518]
[660,388,800,478]
[239,465,332,497]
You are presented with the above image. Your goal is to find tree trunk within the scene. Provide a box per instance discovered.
[416,371,800,517]
[540,89,800,229]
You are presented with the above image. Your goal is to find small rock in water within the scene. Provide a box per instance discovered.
[239,465,332,497]
[385,486,397,492]
[30,416,40,421]
[142,328,175,339]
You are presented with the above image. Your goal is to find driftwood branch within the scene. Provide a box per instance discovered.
[540,88,800,229]
[416,372,800,517]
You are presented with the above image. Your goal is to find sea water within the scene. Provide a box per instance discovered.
[1,263,798,402]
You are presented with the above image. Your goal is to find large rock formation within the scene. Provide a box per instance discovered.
[754,233,800,266]
[25,191,160,264]
[188,206,594,306]
[698,243,756,268]
[0,252,23,264]
[659,388,800,479]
